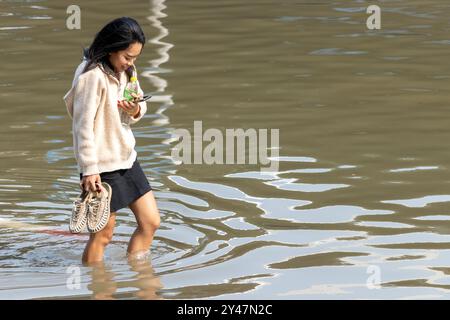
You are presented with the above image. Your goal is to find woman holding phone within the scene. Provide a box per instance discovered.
[63,17,160,264]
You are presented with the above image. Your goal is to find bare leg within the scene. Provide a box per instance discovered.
[127,191,160,258]
[82,214,116,264]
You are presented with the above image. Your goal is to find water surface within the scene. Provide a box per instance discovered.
[1,0,450,299]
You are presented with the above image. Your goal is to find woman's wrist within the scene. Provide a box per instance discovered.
[132,105,141,118]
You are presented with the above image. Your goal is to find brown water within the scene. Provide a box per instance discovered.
[1,0,450,299]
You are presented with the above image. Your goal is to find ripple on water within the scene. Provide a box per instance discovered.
[264,178,349,192]
[0,26,31,31]
[381,195,450,208]
[263,205,394,224]
[310,48,368,56]
[388,166,439,173]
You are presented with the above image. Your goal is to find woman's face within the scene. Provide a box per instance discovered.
[109,42,143,73]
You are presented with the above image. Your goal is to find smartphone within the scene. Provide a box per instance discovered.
[136,95,152,102]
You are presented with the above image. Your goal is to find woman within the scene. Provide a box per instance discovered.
[63,17,160,264]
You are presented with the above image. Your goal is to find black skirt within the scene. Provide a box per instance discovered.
[79,158,152,213]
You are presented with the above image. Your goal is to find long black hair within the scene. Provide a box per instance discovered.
[82,17,146,76]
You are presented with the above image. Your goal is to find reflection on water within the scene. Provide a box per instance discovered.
[87,258,163,300]
[2,0,450,299]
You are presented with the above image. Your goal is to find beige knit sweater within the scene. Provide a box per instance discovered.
[63,59,147,176]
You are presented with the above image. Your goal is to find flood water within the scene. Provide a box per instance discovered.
[2,0,450,299]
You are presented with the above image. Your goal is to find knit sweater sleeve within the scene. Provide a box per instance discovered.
[127,79,147,125]
[72,70,103,176]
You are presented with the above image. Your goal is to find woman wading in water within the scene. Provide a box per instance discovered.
[63,17,160,264]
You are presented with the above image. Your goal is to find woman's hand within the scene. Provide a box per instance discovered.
[80,174,102,193]
[118,93,141,118]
